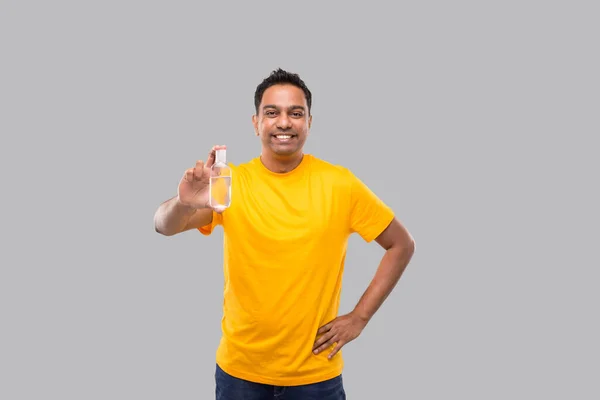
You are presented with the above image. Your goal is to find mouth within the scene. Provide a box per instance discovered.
[271,133,297,143]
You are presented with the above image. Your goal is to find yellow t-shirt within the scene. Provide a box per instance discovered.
[198,154,394,386]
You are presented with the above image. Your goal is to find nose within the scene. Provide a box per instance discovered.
[276,113,292,130]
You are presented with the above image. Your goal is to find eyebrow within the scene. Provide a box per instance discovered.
[262,104,306,112]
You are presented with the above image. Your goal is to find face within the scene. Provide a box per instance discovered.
[252,84,312,158]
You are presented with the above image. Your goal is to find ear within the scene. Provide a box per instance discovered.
[252,114,259,136]
[308,114,313,131]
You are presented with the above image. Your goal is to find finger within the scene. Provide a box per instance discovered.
[328,340,345,359]
[317,322,334,335]
[193,160,204,180]
[313,331,335,352]
[205,148,216,168]
[184,168,195,182]
[206,144,226,168]
[314,334,337,354]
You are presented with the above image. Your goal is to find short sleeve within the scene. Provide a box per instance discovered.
[347,170,395,242]
[197,210,223,235]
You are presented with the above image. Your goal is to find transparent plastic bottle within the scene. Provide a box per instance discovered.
[209,149,232,212]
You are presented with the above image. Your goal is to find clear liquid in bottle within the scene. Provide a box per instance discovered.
[209,149,232,213]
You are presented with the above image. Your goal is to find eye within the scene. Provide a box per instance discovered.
[265,110,277,117]
[292,112,303,117]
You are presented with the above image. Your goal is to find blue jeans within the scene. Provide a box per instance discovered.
[215,364,346,400]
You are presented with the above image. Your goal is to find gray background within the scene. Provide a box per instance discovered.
[1,1,598,399]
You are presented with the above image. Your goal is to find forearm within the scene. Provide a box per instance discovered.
[352,242,415,323]
[154,196,203,236]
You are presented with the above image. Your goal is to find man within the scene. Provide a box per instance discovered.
[154,69,415,399]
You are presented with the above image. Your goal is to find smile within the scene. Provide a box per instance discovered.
[272,134,296,141]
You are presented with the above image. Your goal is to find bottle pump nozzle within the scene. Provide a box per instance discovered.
[215,149,226,164]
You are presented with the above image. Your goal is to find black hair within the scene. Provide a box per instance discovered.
[254,68,312,115]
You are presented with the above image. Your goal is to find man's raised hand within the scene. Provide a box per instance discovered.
[177,145,226,210]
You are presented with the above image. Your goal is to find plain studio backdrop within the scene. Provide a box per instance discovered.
[1,1,598,399]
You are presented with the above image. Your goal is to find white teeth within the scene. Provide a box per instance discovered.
[276,135,291,139]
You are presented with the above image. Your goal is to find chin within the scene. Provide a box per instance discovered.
[270,146,299,156]
[273,149,297,156]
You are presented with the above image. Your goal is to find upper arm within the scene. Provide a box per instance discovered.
[374,216,415,252]
[193,208,224,236]
[183,208,215,232]
[348,169,395,242]
[344,168,414,251]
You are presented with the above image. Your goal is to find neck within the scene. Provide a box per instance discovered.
[260,151,304,173]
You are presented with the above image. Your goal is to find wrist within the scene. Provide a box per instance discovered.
[351,308,371,326]
[175,198,199,214]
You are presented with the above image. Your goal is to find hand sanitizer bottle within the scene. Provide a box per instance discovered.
[209,148,232,212]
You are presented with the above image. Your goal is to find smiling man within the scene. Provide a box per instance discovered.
[154,69,415,399]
